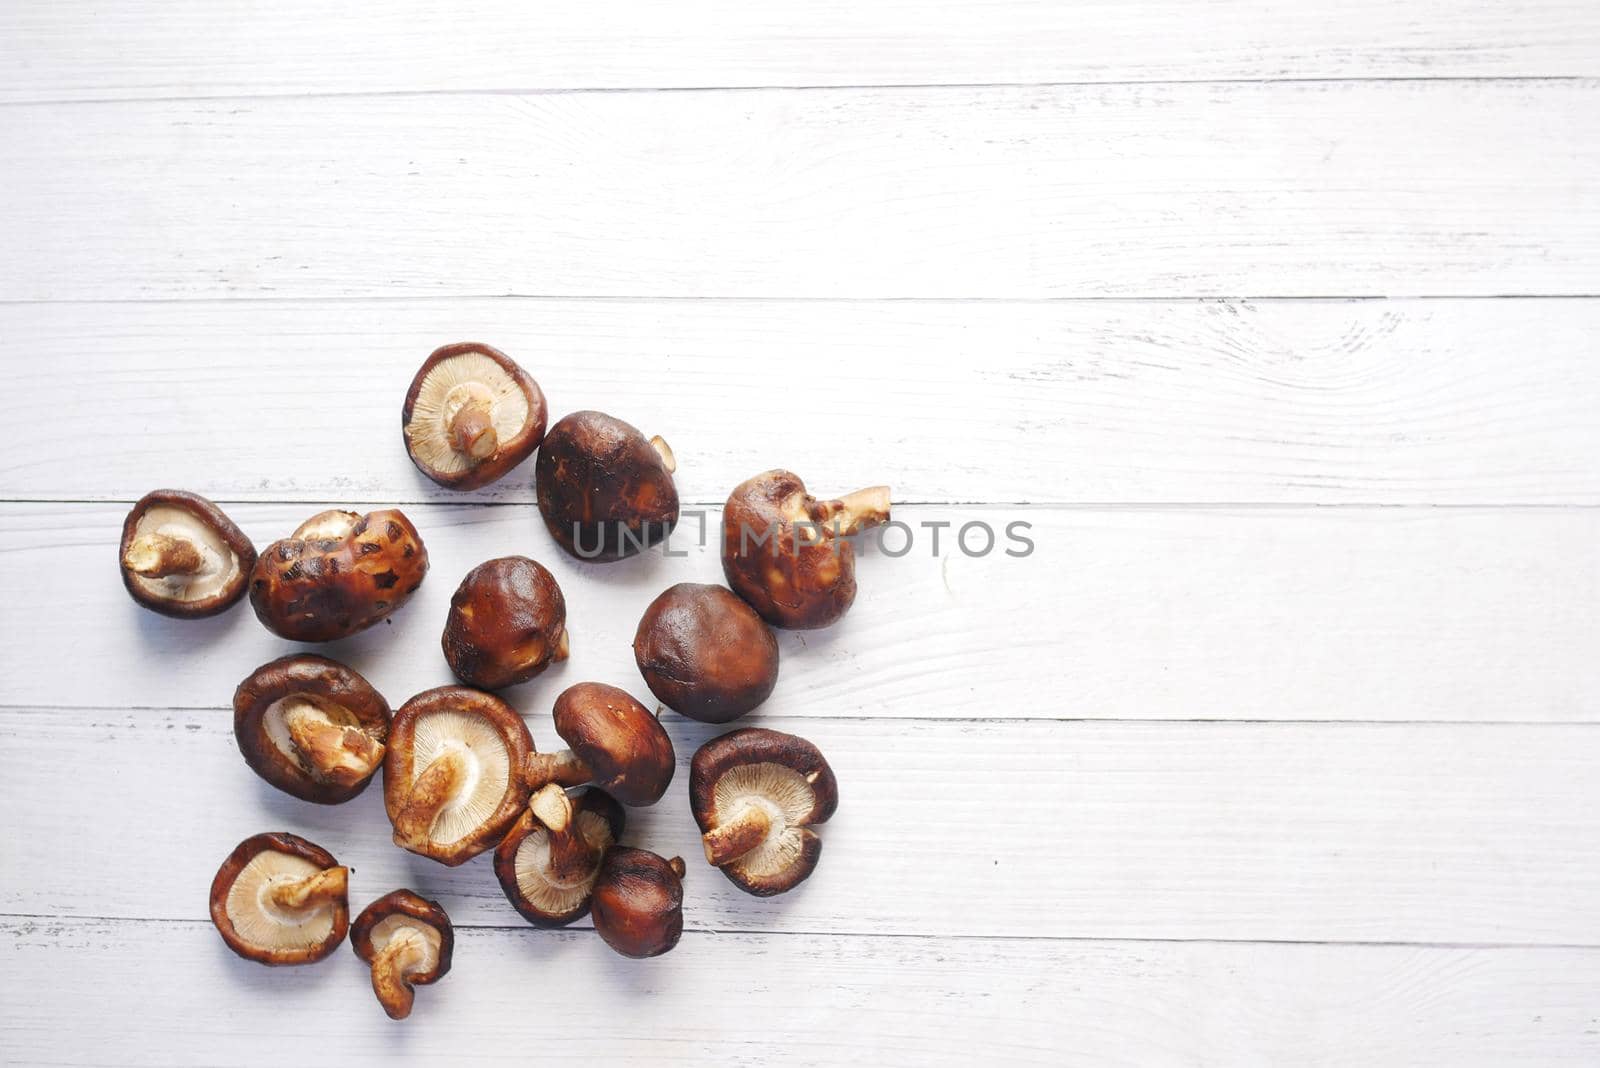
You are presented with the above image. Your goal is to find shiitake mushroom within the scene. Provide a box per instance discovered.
[633,583,779,723]
[535,411,679,562]
[441,556,569,690]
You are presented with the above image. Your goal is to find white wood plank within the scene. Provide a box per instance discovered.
[4,1,1598,103]
[4,81,1596,301]
[3,297,1597,505]
[6,921,1600,1067]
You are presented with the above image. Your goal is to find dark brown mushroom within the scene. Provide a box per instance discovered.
[249,508,428,641]
[209,832,349,966]
[351,890,454,1020]
[690,728,839,897]
[119,490,256,618]
[442,556,569,690]
[633,582,779,723]
[384,686,534,865]
[591,847,686,959]
[402,342,549,491]
[494,785,625,927]
[233,654,390,804]
[722,470,890,629]
[534,411,679,562]
[522,683,675,807]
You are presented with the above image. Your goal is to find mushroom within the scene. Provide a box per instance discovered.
[119,489,256,618]
[689,728,839,897]
[534,411,679,562]
[233,654,390,804]
[721,470,890,629]
[633,582,780,723]
[351,890,454,1020]
[384,686,533,865]
[402,342,548,491]
[442,556,569,690]
[522,683,675,807]
[208,832,350,966]
[249,508,429,641]
[493,785,625,927]
[590,847,686,959]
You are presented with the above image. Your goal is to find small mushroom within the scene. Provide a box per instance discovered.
[689,728,839,897]
[351,890,454,1020]
[722,470,890,629]
[208,832,350,966]
[591,847,686,959]
[402,342,549,491]
[119,490,256,618]
[522,682,675,807]
[384,686,534,865]
[633,582,780,723]
[233,654,390,804]
[442,556,569,690]
[249,508,429,642]
[534,411,679,562]
[493,785,625,927]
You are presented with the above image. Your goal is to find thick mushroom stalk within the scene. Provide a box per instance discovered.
[819,485,891,537]
[522,749,594,792]
[701,803,772,866]
[370,927,431,1021]
[649,435,677,473]
[526,784,595,884]
[448,386,499,460]
[393,750,469,847]
[282,703,384,787]
[267,865,349,911]
[123,532,206,578]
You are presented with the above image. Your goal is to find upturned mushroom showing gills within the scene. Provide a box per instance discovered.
[522,683,675,807]
[690,728,839,897]
[590,847,686,959]
[249,508,428,642]
[119,489,257,618]
[633,582,780,723]
[352,891,454,1021]
[384,686,533,865]
[402,342,548,491]
[233,655,390,804]
[208,832,350,966]
[442,556,569,690]
[534,411,679,562]
[722,470,890,630]
[494,785,625,927]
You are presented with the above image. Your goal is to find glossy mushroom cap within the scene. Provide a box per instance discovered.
[721,470,890,630]
[233,655,390,804]
[249,509,429,642]
[352,890,454,1021]
[402,342,548,491]
[690,728,839,897]
[494,786,625,927]
[384,686,534,865]
[534,411,679,562]
[633,582,780,723]
[442,556,569,690]
[524,683,675,807]
[208,832,350,965]
[591,847,686,959]
[120,490,256,618]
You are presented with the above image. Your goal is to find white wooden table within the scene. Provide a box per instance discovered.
[3,4,1598,1064]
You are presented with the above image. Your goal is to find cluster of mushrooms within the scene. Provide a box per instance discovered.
[119,342,888,1021]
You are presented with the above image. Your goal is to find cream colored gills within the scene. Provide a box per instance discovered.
[714,762,815,877]
[411,711,513,845]
[408,353,531,474]
[366,914,443,970]
[130,505,238,601]
[225,853,336,949]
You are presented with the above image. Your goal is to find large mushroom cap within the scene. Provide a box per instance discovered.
[534,411,679,562]
[591,847,686,959]
[119,489,256,618]
[494,787,625,927]
[402,342,548,491]
[633,582,780,723]
[233,654,390,804]
[442,556,569,690]
[384,686,534,865]
[208,832,350,966]
[352,890,454,1020]
[550,682,675,806]
[690,728,839,897]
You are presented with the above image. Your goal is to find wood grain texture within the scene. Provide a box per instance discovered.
[2,297,1597,505]
[3,81,1597,302]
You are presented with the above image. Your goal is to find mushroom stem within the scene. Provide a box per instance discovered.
[267,865,349,911]
[123,532,206,578]
[649,434,677,473]
[283,704,383,786]
[522,749,594,791]
[554,628,571,662]
[393,749,469,845]
[528,784,596,883]
[450,403,499,460]
[668,856,687,879]
[370,927,430,1021]
[702,803,773,866]
[825,485,892,536]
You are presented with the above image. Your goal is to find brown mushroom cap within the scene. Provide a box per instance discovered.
[534,411,679,562]
[442,556,569,690]
[249,509,429,642]
[119,490,257,618]
[524,683,675,807]
[384,686,534,865]
[402,342,548,491]
[351,890,454,1020]
[721,470,890,630]
[209,832,350,966]
[494,787,625,927]
[590,847,686,959]
[233,654,390,804]
[689,728,839,897]
[633,582,780,723]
